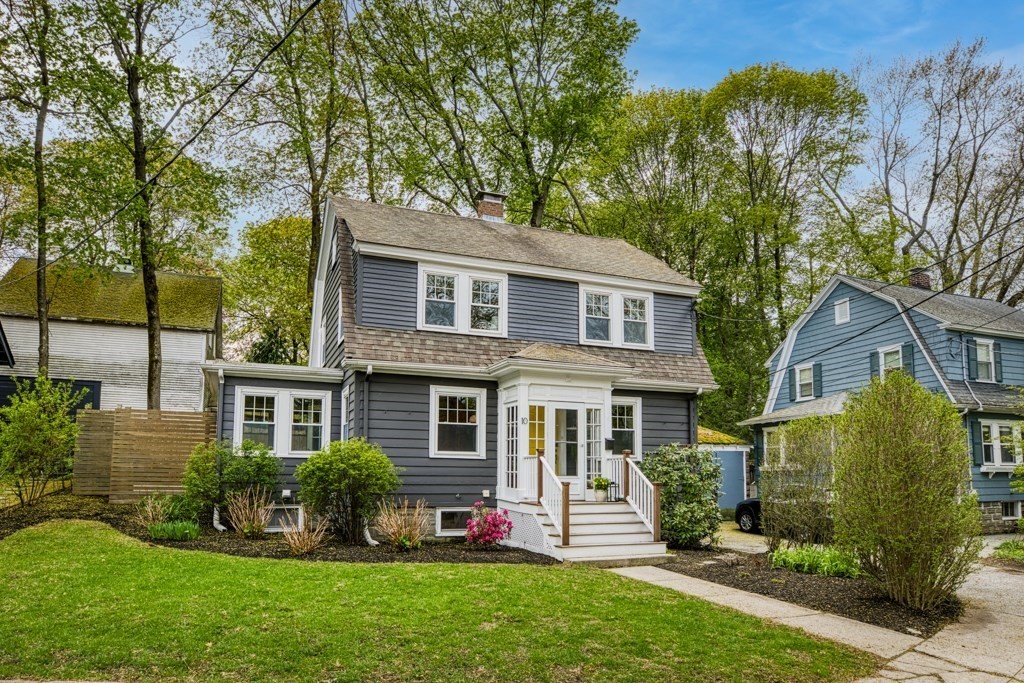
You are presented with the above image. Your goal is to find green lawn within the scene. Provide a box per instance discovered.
[0,521,876,682]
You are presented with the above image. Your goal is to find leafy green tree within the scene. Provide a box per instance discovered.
[0,376,87,506]
[222,215,311,364]
[181,440,282,513]
[833,372,981,610]
[359,0,637,226]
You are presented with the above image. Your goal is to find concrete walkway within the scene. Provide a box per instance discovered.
[611,560,1024,682]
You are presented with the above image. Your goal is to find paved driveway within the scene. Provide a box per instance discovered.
[717,520,768,554]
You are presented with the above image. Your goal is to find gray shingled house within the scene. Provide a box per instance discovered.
[203,193,718,561]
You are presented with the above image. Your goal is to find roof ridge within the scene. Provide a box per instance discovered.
[843,273,1021,309]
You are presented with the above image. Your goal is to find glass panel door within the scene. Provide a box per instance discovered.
[554,408,579,477]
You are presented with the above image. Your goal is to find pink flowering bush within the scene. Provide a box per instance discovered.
[465,501,512,547]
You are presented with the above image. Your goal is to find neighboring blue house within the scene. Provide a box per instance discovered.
[203,193,718,561]
[740,269,1024,532]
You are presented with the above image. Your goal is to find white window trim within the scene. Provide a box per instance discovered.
[579,287,655,350]
[429,385,488,460]
[878,344,903,377]
[1002,501,1022,521]
[974,338,996,383]
[794,363,815,402]
[417,265,508,337]
[979,419,1021,471]
[834,298,850,325]
[763,426,786,467]
[435,507,472,536]
[233,385,332,459]
[611,397,643,456]
[267,504,305,533]
[340,385,351,440]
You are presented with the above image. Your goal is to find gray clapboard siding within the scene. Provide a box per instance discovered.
[653,293,694,354]
[356,255,418,329]
[507,274,579,344]
[323,221,344,369]
[613,389,695,453]
[364,373,498,507]
[774,281,944,411]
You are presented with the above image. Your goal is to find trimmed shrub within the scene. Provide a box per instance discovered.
[295,438,401,543]
[759,415,836,552]
[282,507,330,556]
[225,485,275,538]
[181,440,282,514]
[833,372,982,611]
[148,521,201,541]
[0,376,86,506]
[771,546,861,578]
[376,497,430,551]
[636,444,721,549]
[465,501,512,547]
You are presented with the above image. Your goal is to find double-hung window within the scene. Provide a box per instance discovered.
[879,345,903,376]
[975,340,995,382]
[580,288,654,349]
[235,387,331,457]
[981,421,1021,468]
[794,364,814,401]
[419,267,506,336]
[430,386,487,459]
[611,399,641,455]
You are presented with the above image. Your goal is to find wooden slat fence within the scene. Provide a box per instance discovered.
[73,408,216,502]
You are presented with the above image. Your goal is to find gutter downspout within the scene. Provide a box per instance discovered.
[960,333,983,412]
[212,367,229,532]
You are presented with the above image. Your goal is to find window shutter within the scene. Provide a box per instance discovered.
[967,341,978,381]
[901,342,915,378]
[968,418,983,467]
[869,351,879,378]
[812,362,823,398]
[788,368,797,402]
[993,342,1003,383]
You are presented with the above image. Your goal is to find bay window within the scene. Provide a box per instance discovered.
[419,267,506,336]
[580,288,654,349]
[430,386,487,459]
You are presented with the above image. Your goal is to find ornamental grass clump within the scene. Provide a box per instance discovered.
[282,507,330,556]
[833,372,982,611]
[376,497,429,551]
[226,485,275,539]
[465,501,512,547]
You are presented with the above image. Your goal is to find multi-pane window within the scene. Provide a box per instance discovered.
[1003,501,1022,520]
[291,397,324,452]
[242,395,276,448]
[432,388,484,458]
[528,405,546,456]
[585,292,611,342]
[611,403,636,454]
[880,346,902,374]
[586,408,602,485]
[470,278,501,332]
[505,404,519,489]
[795,364,814,400]
[982,421,1020,467]
[764,428,785,466]
[976,340,995,382]
[424,273,457,328]
[622,297,648,345]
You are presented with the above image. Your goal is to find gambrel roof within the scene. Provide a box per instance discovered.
[331,196,700,291]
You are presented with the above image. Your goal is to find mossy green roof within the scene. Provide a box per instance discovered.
[0,258,221,331]
[697,426,748,446]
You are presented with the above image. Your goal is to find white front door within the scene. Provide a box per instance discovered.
[551,403,585,499]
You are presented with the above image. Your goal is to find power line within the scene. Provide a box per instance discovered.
[0,0,325,292]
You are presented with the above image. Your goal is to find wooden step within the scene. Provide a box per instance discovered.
[556,541,669,561]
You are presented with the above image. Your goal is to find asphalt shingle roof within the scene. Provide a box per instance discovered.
[0,258,222,331]
[843,275,1024,336]
[332,196,700,289]
[738,393,849,427]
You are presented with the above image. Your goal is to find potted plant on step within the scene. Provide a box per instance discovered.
[592,476,611,502]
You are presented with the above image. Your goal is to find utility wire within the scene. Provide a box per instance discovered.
[0,0,325,291]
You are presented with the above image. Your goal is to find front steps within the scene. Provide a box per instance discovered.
[535,500,668,564]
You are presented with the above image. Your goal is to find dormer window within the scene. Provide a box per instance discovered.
[418,266,506,336]
[579,287,654,349]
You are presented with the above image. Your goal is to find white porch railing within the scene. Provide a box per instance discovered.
[537,452,570,546]
[605,450,662,542]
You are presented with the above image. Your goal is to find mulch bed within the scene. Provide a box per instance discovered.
[662,549,961,638]
[0,490,556,566]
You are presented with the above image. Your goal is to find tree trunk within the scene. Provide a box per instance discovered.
[33,0,53,377]
[129,5,161,409]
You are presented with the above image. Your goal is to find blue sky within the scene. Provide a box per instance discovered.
[618,0,1024,90]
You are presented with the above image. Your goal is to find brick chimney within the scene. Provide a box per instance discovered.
[474,190,506,223]
[909,267,932,290]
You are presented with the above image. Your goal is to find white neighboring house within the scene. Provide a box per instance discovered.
[0,259,223,410]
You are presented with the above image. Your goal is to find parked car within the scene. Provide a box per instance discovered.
[735,498,761,534]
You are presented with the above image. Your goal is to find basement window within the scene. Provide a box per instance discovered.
[436,508,472,536]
